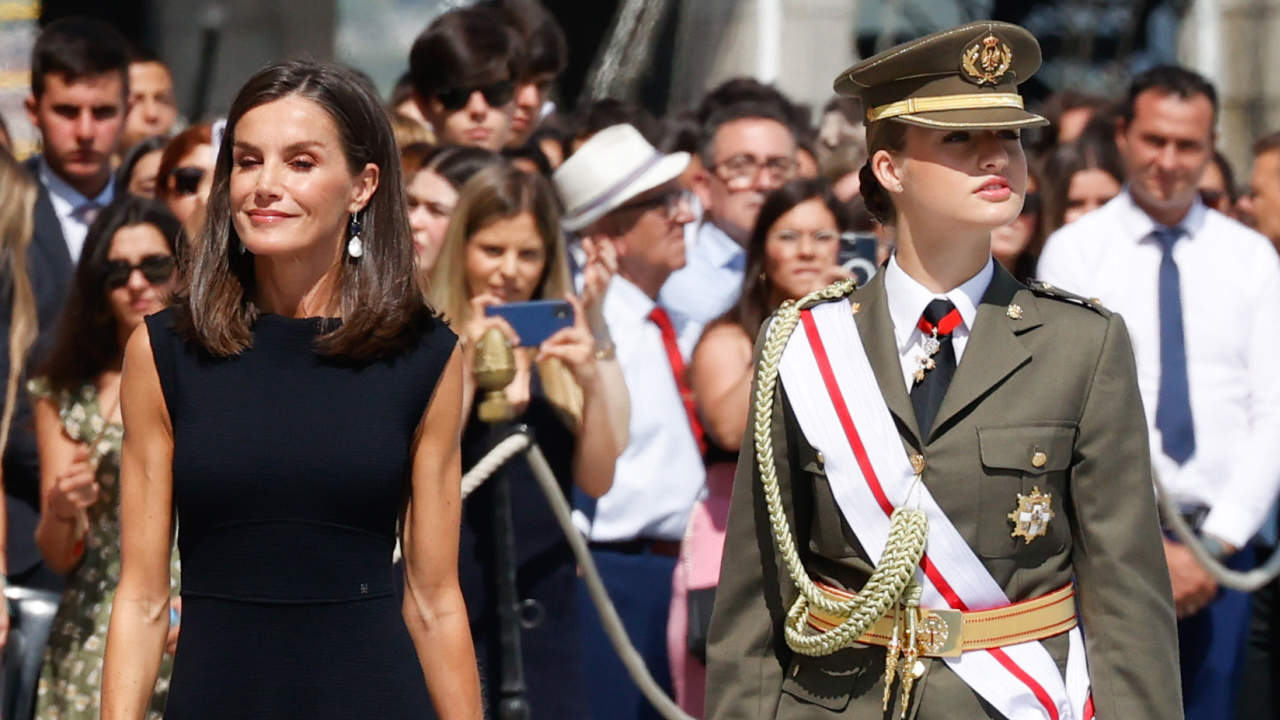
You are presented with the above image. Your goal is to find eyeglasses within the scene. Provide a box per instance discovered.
[172,166,205,196]
[617,188,694,221]
[436,81,516,112]
[709,153,798,190]
[104,254,176,290]
[769,228,841,244]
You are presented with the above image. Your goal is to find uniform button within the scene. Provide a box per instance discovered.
[910,454,926,474]
[792,663,801,677]
[1031,451,1047,468]
[817,452,824,465]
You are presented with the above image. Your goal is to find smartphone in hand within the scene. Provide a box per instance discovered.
[484,300,574,347]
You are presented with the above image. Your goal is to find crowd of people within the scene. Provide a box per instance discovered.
[0,5,1277,720]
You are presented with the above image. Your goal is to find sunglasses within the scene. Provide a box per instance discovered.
[436,81,516,112]
[617,187,693,220]
[104,254,176,290]
[172,166,205,196]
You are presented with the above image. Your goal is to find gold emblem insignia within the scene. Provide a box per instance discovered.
[962,34,1013,86]
[1008,486,1055,544]
[916,613,950,654]
[851,302,862,315]
[1006,303,1023,320]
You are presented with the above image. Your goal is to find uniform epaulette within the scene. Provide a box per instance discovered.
[1025,279,1112,316]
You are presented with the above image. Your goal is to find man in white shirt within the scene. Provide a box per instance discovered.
[1038,65,1280,720]
[554,124,705,720]
[660,99,797,324]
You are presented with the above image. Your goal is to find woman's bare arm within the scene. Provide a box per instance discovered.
[101,324,175,718]
[33,397,92,574]
[690,323,755,451]
[401,344,483,720]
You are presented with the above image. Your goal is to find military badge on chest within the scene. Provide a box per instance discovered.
[1008,487,1055,543]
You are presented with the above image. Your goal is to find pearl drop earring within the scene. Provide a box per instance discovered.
[347,211,364,259]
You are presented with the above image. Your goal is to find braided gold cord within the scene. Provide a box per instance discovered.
[752,279,930,657]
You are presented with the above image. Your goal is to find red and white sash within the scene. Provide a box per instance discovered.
[777,298,1094,720]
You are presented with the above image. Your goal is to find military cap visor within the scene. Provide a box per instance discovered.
[834,21,1048,130]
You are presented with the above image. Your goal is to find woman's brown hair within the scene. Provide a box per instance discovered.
[720,178,851,340]
[174,60,428,361]
[858,119,909,225]
[426,164,582,426]
[0,149,37,459]
[154,123,212,204]
[40,197,185,395]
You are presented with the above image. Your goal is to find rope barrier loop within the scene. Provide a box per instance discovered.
[457,428,696,720]
[1156,471,1280,592]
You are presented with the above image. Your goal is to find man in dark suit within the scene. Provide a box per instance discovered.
[6,13,129,591]
[6,16,129,592]
[1,21,129,715]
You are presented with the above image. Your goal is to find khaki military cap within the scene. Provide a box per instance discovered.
[834,21,1048,130]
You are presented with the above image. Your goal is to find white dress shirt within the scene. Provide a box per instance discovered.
[38,159,114,263]
[582,275,706,542]
[1038,189,1280,547]
[884,255,994,390]
[658,220,746,325]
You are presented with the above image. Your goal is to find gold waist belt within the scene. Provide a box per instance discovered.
[806,581,1077,658]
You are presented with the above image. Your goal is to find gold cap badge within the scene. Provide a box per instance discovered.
[1008,486,1055,543]
[962,34,1013,85]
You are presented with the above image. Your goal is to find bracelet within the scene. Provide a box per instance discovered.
[593,341,616,361]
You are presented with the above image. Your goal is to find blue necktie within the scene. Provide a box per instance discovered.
[1153,227,1195,464]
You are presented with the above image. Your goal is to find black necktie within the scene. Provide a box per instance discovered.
[910,299,960,440]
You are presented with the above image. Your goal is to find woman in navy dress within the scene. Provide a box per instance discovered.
[426,166,628,718]
[100,60,482,719]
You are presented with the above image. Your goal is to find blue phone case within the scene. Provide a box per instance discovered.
[484,300,574,347]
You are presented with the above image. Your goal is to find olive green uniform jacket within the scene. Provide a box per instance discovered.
[705,265,1182,719]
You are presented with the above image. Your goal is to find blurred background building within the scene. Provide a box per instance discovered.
[0,0,1275,184]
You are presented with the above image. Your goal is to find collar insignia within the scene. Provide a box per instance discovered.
[962,33,1013,85]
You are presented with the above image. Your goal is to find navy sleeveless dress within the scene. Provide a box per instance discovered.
[456,369,587,719]
[145,307,456,718]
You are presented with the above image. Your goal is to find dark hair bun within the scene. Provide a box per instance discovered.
[859,162,894,225]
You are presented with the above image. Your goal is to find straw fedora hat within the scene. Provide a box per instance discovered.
[553,124,690,232]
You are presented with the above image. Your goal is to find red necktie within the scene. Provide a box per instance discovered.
[648,307,707,454]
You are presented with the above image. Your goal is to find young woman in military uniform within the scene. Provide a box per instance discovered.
[705,22,1181,720]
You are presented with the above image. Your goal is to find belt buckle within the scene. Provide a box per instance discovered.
[915,607,964,657]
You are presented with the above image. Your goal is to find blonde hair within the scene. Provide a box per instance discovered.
[427,164,583,427]
[0,151,38,459]
[391,113,435,150]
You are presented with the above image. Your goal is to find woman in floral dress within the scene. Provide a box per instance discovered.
[30,197,184,719]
